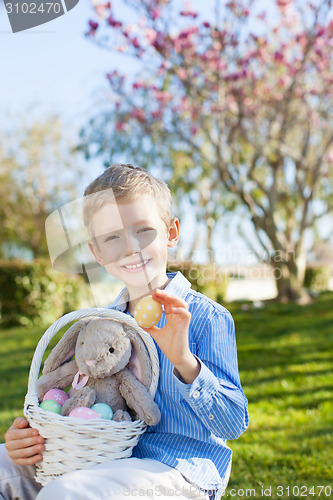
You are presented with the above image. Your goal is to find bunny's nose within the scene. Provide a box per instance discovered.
[85,359,96,367]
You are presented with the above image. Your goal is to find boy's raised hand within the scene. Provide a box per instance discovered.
[5,417,44,466]
[145,289,200,384]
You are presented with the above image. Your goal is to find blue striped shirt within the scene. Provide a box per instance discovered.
[110,272,249,496]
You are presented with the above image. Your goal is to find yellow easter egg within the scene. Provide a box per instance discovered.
[134,295,163,328]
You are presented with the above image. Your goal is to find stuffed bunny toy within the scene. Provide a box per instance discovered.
[37,317,161,426]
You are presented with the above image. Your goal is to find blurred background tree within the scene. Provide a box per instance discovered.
[80,0,333,302]
[0,115,82,260]
[0,115,88,326]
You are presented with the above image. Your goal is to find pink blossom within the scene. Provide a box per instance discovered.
[116,44,128,53]
[180,96,191,112]
[295,88,303,99]
[154,90,173,104]
[278,77,287,86]
[217,60,227,71]
[157,66,167,76]
[277,0,290,6]
[130,108,145,122]
[151,110,163,119]
[132,37,141,49]
[107,15,122,28]
[133,80,145,90]
[257,11,266,20]
[225,95,238,113]
[95,4,108,18]
[88,20,99,30]
[152,31,165,51]
[326,151,333,163]
[210,103,223,114]
[180,10,198,18]
[86,28,96,38]
[224,68,248,82]
[115,122,126,131]
[145,27,157,44]
[317,26,326,37]
[309,111,319,127]
[177,67,187,80]
[106,71,125,89]
[274,51,285,63]
[151,7,160,20]
[178,26,198,39]
[276,0,291,8]
[203,21,210,28]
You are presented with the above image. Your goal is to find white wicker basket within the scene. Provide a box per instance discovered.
[24,308,159,486]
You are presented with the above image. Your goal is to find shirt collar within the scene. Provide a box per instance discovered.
[109,271,191,312]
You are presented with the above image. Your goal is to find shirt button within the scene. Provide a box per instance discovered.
[192,390,200,399]
[208,413,214,420]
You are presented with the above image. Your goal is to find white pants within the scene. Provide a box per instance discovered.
[0,444,210,500]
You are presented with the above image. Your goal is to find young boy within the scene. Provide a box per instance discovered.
[1,164,248,500]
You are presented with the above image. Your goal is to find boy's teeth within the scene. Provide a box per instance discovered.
[124,260,148,269]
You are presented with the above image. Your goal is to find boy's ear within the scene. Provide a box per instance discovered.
[88,240,104,266]
[167,218,180,248]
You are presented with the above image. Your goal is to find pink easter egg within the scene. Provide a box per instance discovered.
[69,407,102,420]
[43,389,69,407]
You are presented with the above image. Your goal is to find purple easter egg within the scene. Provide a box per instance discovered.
[43,389,69,407]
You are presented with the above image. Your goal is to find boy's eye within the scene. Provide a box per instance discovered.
[104,234,119,242]
[138,227,153,233]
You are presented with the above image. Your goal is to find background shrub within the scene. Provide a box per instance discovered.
[0,259,87,327]
[167,261,229,303]
[304,265,331,293]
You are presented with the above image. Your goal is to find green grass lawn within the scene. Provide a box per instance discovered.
[1,293,332,499]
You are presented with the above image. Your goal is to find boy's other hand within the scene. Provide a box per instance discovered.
[145,289,200,384]
[5,417,45,466]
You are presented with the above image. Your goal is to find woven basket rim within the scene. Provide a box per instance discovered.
[23,308,159,485]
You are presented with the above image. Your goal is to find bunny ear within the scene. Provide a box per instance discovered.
[124,325,153,390]
[42,318,94,375]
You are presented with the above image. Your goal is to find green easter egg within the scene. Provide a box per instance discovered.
[91,403,113,420]
[39,399,62,414]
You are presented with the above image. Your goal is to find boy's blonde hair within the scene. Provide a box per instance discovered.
[83,163,172,236]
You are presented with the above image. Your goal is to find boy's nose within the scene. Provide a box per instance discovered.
[124,230,141,256]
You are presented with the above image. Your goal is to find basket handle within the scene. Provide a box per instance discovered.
[25,308,159,408]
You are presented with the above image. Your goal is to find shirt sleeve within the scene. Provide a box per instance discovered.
[172,310,249,440]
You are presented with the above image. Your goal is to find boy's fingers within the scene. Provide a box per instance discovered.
[13,454,44,466]
[10,443,44,459]
[13,417,29,428]
[12,418,40,438]
[170,307,191,317]
[153,289,189,309]
[6,426,38,442]
[8,435,44,451]
[144,325,160,335]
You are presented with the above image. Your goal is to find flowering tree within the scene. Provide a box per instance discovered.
[81,0,333,301]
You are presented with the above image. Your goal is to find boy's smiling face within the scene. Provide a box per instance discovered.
[88,196,179,299]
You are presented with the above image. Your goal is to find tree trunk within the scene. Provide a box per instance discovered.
[272,252,311,304]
